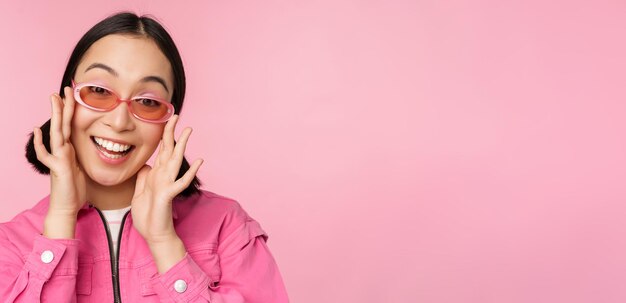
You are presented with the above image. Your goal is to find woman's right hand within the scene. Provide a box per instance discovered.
[34,86,87,238]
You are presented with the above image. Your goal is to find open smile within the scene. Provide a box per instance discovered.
[91,136,135,162]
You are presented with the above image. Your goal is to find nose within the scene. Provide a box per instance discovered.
[102,101,136,132]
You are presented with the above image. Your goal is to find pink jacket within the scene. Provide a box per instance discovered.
[0,190,289,302]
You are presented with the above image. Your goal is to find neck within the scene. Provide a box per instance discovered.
[86,175,136,210]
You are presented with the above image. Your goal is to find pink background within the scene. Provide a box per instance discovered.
[1,0,625,302]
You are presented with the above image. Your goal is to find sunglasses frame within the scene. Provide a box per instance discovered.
[71,81,174,123]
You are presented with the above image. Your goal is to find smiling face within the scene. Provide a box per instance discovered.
[71,34,174,187]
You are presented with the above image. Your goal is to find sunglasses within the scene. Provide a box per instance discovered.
[71,81,174,123]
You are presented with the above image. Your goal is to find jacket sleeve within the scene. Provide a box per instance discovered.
[0,231,80,302]
[149,219,290,303]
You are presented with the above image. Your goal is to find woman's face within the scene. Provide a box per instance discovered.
[71,34,174,187]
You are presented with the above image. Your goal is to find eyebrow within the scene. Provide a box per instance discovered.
[84,62,170,93]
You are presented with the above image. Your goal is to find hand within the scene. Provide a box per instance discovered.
[34,87,87,237]
[130,115,203,244]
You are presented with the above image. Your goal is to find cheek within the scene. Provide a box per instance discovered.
[69,107,94,144]
[140,124,166,149]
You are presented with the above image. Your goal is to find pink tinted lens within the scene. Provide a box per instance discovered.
[78,85,118,110]
[129,98,171,121]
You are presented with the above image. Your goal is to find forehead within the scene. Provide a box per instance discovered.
[76,34,174,90]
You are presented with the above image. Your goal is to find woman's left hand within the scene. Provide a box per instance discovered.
[131,115,203,245]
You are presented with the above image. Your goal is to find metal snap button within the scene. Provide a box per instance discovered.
[41,250,54,264]
[174,279,187,293]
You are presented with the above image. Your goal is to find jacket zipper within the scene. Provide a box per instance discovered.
[96,208,130,303]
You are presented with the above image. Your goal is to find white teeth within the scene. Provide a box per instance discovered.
[94,137,132,153]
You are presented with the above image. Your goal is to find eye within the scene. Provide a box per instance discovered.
[88,86,111,95]
[134,98,161,107]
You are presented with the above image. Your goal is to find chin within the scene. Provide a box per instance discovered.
[94,177,126,187]
[85,167,135,187]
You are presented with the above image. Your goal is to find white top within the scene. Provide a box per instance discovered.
[100,206,131,255]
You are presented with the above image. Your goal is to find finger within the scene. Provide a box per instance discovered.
[61,87,76,141]
[33,127,52,167]
[153,139,166,167]
[172,159,203,194]
[49,94,63,149]
[162,115,179,155]
[172,127,192,160]
[133,164,152,197]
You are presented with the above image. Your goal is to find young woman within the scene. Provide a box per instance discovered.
[0,12,289,302]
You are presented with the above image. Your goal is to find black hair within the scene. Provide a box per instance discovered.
[25,11,201,197]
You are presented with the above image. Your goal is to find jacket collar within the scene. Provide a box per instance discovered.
[81,202,179,219]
